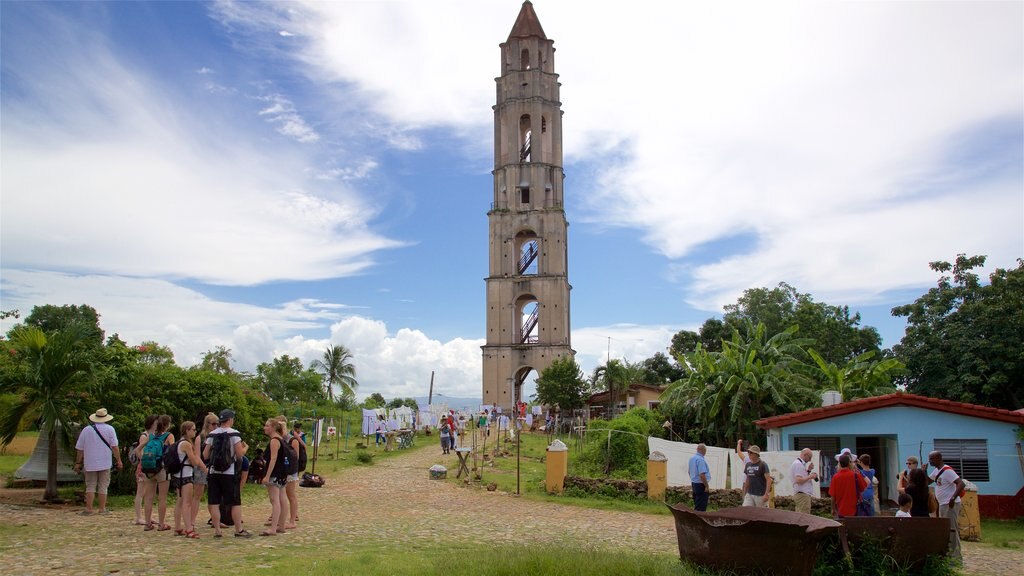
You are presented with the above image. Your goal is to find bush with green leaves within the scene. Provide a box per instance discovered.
[577,408,662,477]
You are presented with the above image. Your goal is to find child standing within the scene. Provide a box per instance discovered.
[895,493,913,517]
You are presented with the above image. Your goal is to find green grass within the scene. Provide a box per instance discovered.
[210,542,696,576]
[452,430,674,514]
[978,518,1024,549]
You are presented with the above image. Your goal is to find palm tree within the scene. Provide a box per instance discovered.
[311,345,358,403]
[0,323,94,502]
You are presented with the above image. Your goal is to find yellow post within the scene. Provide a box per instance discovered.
[648,451,668,501]
[958,489,981,541]
[546,439,569,494]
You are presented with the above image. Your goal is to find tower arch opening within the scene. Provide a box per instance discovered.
[515,295,540,344]
[513,365,538,406]
[519,114,532,163]
[521,48,530,70]
[515,230,539,275]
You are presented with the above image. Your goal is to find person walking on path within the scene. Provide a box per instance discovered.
[73,408,123,515]
[790,448,818,514]
[741,445,771,507]
[688,444,710,512]
[829,452,867,518]
[929,450,965,565]
[203,409,251,538]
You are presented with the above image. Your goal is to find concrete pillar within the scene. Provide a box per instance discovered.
[545,439,568,494]
[648,451,668,501]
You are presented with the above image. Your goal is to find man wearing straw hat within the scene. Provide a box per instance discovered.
[74,408,123,515]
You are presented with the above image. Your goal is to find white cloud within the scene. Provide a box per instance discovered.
[233,0,1022,309]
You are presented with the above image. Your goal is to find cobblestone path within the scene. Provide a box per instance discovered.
[0,445,1019,575]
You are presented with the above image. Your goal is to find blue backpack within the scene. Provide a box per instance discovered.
[141,432,169,475]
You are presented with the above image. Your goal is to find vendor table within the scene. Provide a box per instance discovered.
[455,448,472,478]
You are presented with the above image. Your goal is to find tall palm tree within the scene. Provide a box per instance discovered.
[0,323,94,502]
[311,345,358,403]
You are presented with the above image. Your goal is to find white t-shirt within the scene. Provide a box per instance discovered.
[895,509,911,517]
[790,458,813,495]
[205,427,241,474]
[75,423,118,472]
[929,465,962,504]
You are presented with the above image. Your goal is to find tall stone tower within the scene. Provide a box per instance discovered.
[482,1,574,410]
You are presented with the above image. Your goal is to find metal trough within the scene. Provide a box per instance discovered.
[668,505,842,576]
[840,516,950,569]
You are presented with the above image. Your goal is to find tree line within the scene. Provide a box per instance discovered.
[535,254,1023,447]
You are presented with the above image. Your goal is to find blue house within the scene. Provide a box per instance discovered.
[755,392,1024,518]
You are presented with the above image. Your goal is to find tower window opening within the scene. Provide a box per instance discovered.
[519,300,539,344]
[521,48,530,70]
[518,239,539,275]
[520,187,530,204]
[519,115,531,162]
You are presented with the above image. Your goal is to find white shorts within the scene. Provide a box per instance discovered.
[743,493,768,507]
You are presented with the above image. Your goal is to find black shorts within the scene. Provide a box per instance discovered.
[171,475,194,491]
[207,473,241,506]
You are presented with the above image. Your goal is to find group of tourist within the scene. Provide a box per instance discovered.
[684,438,965,564]
[73,407,307,540]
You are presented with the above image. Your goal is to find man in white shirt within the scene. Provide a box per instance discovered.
[790,448,818,514]
[73,408,123,515]
[928,450,965,564]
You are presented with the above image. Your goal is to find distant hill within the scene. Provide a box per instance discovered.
[413,395,482,410]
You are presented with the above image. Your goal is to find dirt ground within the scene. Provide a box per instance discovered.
[1,445,1021,576]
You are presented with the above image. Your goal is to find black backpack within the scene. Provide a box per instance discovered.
[272,437,296,480]
[209,431,240,472]
[163,440,186,476]
[295,437,308,472]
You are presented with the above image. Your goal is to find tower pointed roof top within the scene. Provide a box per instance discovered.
[507,1,547,41]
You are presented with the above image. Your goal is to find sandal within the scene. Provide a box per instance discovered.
[234,529,252,538]
[259,530,276,536]
[143,522,155,531]
[184,530,200,539]
[157,524,172,531]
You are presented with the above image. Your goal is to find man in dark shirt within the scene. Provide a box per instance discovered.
[741,445,772,507]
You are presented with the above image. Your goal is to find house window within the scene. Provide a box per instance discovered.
[934,439,989,482]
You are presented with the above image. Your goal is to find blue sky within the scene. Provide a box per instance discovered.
[2,1,1022,403]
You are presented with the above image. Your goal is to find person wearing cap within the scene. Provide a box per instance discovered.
[203,409,251,538]
[741,445,771,507]
[74,408,123,515]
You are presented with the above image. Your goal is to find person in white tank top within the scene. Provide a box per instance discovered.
[172,421,208,539]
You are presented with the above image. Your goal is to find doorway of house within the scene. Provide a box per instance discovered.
[855,436,887,505]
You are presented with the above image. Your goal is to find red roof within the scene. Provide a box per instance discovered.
[755,392,1024,429]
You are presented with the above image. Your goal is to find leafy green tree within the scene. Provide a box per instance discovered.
[661,322,816,446]
[386,397,420,410]
[310,345,358,403]
[24,304,104,348]
[196,346,234,374]
[892,255,1024,409]
[255,355,326,405]
[805,349,902,401]
[534,356,587,413]
[578,408,662,476]
[134,340,175,366]
[638,352,684,386]
[0,323,94,501]
[363,392,386,409]
[724,283,881,364]
[670,319,725,357]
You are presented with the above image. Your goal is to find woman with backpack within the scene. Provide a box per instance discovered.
[132,415,158,525]
[280,416,302,530]
[192,412,219,530]
[171,421,207,538]
[260,418,289,536]
[141,414,174,531]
